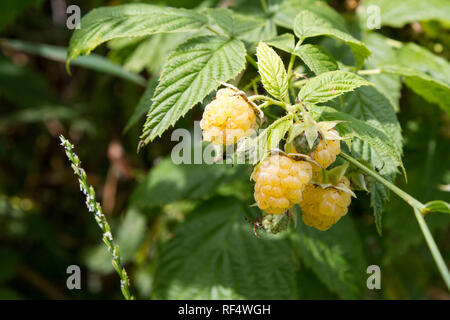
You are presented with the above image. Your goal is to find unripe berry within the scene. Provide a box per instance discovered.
[200,88,257,145]
[253,155,312,215]
[299,177,352,231]
[310,130,341,171]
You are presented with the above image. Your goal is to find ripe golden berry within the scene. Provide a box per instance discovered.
[310,131,341,171]
[200,88,257,145]
[299,177,352,231]
[253,155,312,215]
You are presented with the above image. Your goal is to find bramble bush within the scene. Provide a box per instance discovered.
[1,0,450,300]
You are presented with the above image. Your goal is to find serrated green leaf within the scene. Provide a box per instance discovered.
[206,8,234,35]
[266,33,296,53]
[256,42,288,101]
[140,36,246,145]
[295,44,338,75]
[298,71,372,104]
[293,210,366,299]
[129,158,249,209]
[2,38,146,86]
[266,34,338,75]
[397,43,450,86]
[293,10,370,68]
[241,115,292,164]
[310,105,404,173]
[153,198,298,299]
[336,85,403,232]
[381,65,450,113]
[233,13,277,41]
[341,86,402,153]
[67,4,208,63]
[361,0,450,28]
[124,76,158,133]
[117,33,185,74]
[370,181,390,235]
[274,0,347,32]
[424,201,450,214]
[362,33,401,111]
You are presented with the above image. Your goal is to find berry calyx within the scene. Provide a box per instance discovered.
[200,88,258,145]
[299,176,352,231]
[253,154,312,215]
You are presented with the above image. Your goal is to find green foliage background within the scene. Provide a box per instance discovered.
[0,0,449,299]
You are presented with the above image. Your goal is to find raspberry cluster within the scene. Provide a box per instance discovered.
[200,88,257,145]
[253,154,312,214]
[299,176,352,231]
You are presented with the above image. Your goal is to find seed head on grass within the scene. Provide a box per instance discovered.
[59,135,134,300]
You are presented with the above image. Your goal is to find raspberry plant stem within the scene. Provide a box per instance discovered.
[249,95,286,109]
[59,135,135,300]
[413,208,450,290]
[340,152,450,291]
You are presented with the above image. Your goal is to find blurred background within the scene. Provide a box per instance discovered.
[0,0,449,300]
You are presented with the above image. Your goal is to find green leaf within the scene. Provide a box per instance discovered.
[397,43,450,86]
[293,10,370,68]
[274,0,347,32]
[206,8,234,35]
[206,9,277,41]
[266,34,338,75]
[310,105,404,173]
[266,33,296,53]
[295,44,339,75]
[293,210,366,299]
[362,33,401,111]
[234,13,277,42]
[240,115,292,164]
[1,39,146,86]
[256,42,288,101]
[370,181,390,235]
[129,158,249,209]
[67,4,208,63]
[298,71,372,104]
[341,86,402,155]
[424,200,450,214]
[112,33,185,74]
[153,198,298,299]
[336,85,403,233]
[361,0,450,28]
[140,36,246,145]
[381,65,450,113]
[124,77,158,133]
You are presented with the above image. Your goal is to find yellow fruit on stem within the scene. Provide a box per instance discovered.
[311,135,341,171]
[253,154,312,215]
[200,88,257,145]
[299,176,352,231]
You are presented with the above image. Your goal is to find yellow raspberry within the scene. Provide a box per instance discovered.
[299,177,352,231]
[310,130,341,171]
[253,155,312,215]
[200,88,257,145]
